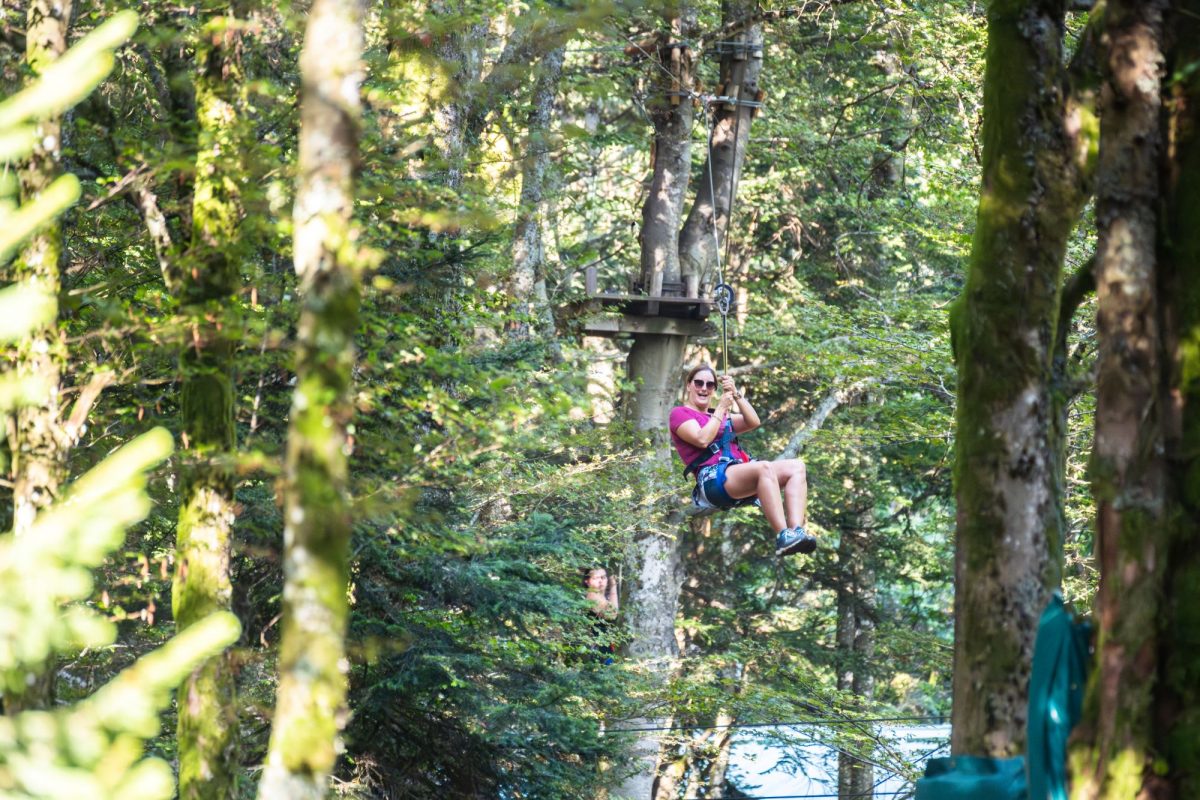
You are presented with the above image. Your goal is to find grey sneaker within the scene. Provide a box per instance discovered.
[775,526,817,557]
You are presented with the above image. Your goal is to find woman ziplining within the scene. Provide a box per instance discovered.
[669,363,817,557]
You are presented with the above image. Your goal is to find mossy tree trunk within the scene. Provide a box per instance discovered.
[836,522,875,800]
[949,0,1096,757]
[1068,3,1168,798]
[9,0,72,537]
[171,10,248,799]
[256,1,364,797]
[1141,1,1200,796]
[866,50,910,200]
[3,0,73,715]
[427,1,488,194]
[507,45,565,345]
[1156,2,1200,793]
[620,331,688,800]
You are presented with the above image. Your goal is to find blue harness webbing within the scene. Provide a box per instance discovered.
[684,417,757,511]
[683,416,742,478]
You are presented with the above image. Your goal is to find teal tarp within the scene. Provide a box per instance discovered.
[1026,592,1091,800]
[915,756,1026,800]
[914,593,1090,800]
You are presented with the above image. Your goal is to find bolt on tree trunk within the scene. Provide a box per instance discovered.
[256,1,364,798]
[949,0,1094,757]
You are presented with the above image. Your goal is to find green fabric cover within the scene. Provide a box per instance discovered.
[1026,592,1091,800]
[914,593,1090,800]
[915,755,1026,800]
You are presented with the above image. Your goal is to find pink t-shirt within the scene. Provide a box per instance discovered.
[668,406,749,471]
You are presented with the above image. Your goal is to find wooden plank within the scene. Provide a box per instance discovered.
[588,293,716,308]
[581,314,716,338]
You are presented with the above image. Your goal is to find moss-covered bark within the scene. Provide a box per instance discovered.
[9,0,72,538]
[1067,3,1168,798]
[2,0,74,715]
[950,0,1096,757]
[256,2,364,798]
[508,45,565,344]
[1153,1,1200,794]
[172,13,246,800]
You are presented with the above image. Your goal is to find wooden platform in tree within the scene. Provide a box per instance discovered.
[577,266,718,338]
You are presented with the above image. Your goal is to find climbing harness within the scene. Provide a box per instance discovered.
[683,415,757,514]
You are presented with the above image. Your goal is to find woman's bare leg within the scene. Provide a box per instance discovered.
[722,461,786,532]
[774,459,808,529]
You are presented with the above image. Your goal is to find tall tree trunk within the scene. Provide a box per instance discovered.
[866,50,908,200]
[949,0,1094,757]
[3,0,73,715]
[10,0,71,536]
[1155,1,1200,794]
[677,4,762,294]
[699,714,736,797]
[836,523,875,800]
[508,45,565,345]
[1071,2,1168,797]
[428,2,487,193]
[637,14,696,296]
[257,1,364,797]
[619,13,699,795]
[619,333,688,800]
[172,11,246,799]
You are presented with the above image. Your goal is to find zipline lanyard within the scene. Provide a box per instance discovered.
[714,281,733,376]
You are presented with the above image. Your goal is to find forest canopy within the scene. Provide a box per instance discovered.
[1,1,1197,799]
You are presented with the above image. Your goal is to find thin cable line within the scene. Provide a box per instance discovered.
[706,791,915,800]
[704,99,725,288]
[607,715,949,733]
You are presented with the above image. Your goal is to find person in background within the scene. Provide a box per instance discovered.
[584,566,618,617]
[583,566,619,665]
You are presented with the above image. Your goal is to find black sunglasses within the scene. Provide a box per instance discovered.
[691,379,717,390]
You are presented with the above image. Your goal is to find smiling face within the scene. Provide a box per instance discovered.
[686,368,717,410]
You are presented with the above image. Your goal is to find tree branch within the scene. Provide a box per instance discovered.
[780,378,876,459]
[62,370,117,445]
[130,176,183,293]
[698,0,863,49]
[1057,254,1096,346]
[470,21,577,141]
